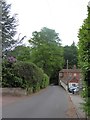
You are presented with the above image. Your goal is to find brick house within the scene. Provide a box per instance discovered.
[59,66,82,90]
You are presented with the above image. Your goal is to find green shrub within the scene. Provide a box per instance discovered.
[2,61,23,87]
[2,60,49,93]
[40,74,49,89]
[83,97,90,116]
[80,81,90,116]
[13,61,44,84]
[33,83,40,93]
[43,74,49,87]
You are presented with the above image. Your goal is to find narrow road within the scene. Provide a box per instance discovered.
[2,86,76,118]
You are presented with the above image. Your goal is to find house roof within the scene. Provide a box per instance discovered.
[59,69,81,73]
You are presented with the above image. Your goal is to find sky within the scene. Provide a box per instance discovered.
[7,0,89,46]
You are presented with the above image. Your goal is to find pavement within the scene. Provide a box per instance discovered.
[68,92,87,118]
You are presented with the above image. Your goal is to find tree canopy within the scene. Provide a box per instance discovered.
[2,0,18,54]
[29,27,64,84]
[63,41,78,69]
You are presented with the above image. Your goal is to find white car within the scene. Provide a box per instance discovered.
[68,86,79,93]
[73,86,79,92]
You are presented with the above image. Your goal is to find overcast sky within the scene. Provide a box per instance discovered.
[7,0,89,46]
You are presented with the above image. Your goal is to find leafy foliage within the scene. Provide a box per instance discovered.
[29,27,64,83]
[7,45,31,62]
[2,60,49,93]
[78,19,89,71]
[63,41,78,69]
[2,60,23,87]
[2,0,18,53]
[78,5,90,117]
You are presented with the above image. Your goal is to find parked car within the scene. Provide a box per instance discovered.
[68,86,79,94]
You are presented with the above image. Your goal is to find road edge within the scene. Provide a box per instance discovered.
[67,91,87,119]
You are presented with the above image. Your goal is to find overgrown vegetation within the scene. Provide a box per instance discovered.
[78,4,90,117]
[2,58,49,93]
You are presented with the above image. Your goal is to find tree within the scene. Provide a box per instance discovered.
[29,27,64,84]
[63,41,78,69]
[2,0,18,54]
[8,45,31,62]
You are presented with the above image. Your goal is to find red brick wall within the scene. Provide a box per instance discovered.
[63,72,80,79]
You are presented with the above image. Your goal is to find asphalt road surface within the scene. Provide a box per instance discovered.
[2,86,70,118]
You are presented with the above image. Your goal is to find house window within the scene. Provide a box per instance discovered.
[59,72,63,77]
[72,84,76,87]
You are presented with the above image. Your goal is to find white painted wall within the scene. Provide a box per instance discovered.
[60,81,68,90]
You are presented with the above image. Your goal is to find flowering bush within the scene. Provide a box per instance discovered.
[7,56,17,63]
[2,60,49,93]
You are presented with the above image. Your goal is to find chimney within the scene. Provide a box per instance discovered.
[73,65,76,69]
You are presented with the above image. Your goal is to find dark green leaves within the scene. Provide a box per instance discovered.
[63,42,78,69]
[2,0,18,54]
[29,27,64,78]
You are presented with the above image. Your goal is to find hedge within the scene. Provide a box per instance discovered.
[2,60,49,93]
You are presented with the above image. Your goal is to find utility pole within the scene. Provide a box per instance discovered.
[67,59,68,70]
[66,60,68,86]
